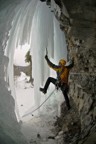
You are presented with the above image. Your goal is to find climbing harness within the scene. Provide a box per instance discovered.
[22,89,56,117]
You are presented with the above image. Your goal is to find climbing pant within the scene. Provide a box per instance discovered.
[43,77,70,109]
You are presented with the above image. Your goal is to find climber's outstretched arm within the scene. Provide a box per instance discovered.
[45,55,61,71]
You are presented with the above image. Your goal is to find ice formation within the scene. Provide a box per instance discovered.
[4,0,67,118]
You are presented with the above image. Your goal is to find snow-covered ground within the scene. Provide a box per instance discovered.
[15,72,64,143]
[15,72,34,119]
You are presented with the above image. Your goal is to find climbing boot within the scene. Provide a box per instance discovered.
[39,88,46,94]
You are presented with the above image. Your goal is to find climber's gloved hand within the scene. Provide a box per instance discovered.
[45,54,48,60]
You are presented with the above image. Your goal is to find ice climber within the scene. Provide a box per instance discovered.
[39,54,74,110]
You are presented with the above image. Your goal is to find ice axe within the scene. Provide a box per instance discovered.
[46,47,48,56]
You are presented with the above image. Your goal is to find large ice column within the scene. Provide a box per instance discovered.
[3,0,67,118]
[16,0,38,45]
[0,0,30,143]
[4,8,23,121]
[24,1,68,117]
[54,16,67,63]
[30,1,53,108]
[4,0,38,119]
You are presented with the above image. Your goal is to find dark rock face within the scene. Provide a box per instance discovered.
[54,98,81,144]
[52,0,96,143]
[14,65,30,76]
[54,0,62,8]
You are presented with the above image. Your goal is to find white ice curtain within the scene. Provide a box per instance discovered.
[4,0,67,117]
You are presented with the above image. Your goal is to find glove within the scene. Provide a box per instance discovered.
[45,55,48,59]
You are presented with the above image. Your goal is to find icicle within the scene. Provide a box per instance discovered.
[4,0,39,120]
[24,1,68,117]
[4,7,26,120]
[30,1,53,110]
[54,16,67,63]
[4,0,68,118]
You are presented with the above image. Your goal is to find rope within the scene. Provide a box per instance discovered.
[22,89,56,117]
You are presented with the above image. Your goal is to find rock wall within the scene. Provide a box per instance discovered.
[49,0,96,143]
[57,0,96,143]
[0,0,96,143]
[14,65,30,76]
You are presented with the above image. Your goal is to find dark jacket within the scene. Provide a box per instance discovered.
[45,55,74,84]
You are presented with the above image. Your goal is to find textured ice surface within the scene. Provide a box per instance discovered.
[0,0,67,143]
